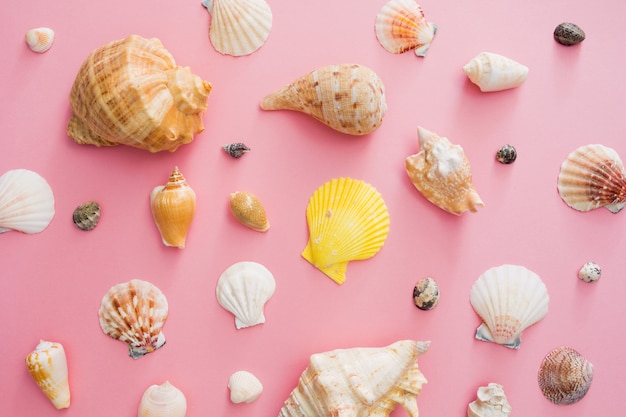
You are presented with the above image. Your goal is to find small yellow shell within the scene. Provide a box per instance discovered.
[229,191,270,232]
[25,340,70,409]
[302,177,390,284]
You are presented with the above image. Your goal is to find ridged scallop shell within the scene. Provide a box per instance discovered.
[25,27,55,53]
[216,261,276,329]
[405,127,484,215]
[467,383,512,417]
[279,340,430,417]
[375,0,437,56]
[557,144,626,213]
[302,177,390,285]
[261,64,387,135]
[202,0,272,56]
[150,167,196,248]
[538,346,594,405]
[463,52,529,92]
[470,264,549,349]
[138,381,187,417]
[229,191,270,232]
[0,169,55,234]
[72,201,101,231]
[67,35,212,152]
[25,340,70,409]
[98,279,168,359]
[228,370,263,404]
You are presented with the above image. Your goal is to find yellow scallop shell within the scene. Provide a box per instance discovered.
[302,178,390,284]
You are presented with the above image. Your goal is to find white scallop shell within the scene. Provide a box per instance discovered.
[228,370,263,404]
[25,27,55,53]
[202,0,272,56]
[375,0,437,56]
[138,380,187,417]
[0,169,55,234]
[467,383,512,417]
[463,52,528,92]
[216,261,276,329]
[470,264,549,349]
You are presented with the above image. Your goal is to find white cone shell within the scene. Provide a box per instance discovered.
[463,52,528,92]
[25,340,70,409]
[216,261,276,329]
[0,169,55,234]
[138,380,187,417]
[228,370,263,403]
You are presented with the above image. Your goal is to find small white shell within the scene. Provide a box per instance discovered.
[375,0,437,56]
[467,383,512,417]
[138,380,187,417]
[216,261,276,329]
[0,169,55,234]
[228,370,263,403]
[25,27,55,53]
[578,262,601,283]
[463,52,528,92]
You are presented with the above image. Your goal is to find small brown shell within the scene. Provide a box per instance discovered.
[413,277,440,310]
[72,201,101,231]
[223,143,251,158]
[496,145,517,164]
[538,346,594,405]
[554,23,586,46]
[229,191,270,232]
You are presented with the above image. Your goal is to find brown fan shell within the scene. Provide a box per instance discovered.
[538,346,594,405]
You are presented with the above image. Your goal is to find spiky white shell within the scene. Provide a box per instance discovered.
[463,52,528,92]
[228,371,263,404]
[25,27,55,53]
[0,169,55,234]
[216,261,276,329]
[138,381,187,417]
[25,340,70,409]
[467,383,512,417]
[470,264,549,349]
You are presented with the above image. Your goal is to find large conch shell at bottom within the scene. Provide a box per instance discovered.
[278,340,430,417]
[25,340,70,409]
[405,127,484,215]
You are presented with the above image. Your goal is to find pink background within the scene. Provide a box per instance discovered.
[2,0,625,415]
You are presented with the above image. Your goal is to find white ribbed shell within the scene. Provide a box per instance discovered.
[0,169,55,234]
[228,371,263,403]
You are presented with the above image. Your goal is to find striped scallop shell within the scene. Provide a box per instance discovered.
[25,340,70,409]
[228,371,263,403]
[557,144,626,213]
[202,0,272,56]
[0,169,55,234]
[375,0,437,56]
[261,64,387,135]
[98,279,168,359]
[302,178,390,285]
[25,27,55,53]
[470,265,549,349]
[538,347,593,405]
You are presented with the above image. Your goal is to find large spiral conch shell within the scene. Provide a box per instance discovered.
[138,380,187,417]
[98,279,168,359]
[25,340,70,409]
[538,346,594,405]
[470,264,549,349]
[150,167,196,248]
[0,169,55,234]
[557,144,626,213]
[405,127,484,215]
[375,0,437,56]
[261,64,387,135]
[467,383,512,417]
[68,35,212,152]
[302,177,390,285]
[463,52,528,92]
[278,340,430,417]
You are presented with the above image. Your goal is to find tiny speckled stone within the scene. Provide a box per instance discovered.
[223,142,251,158]
[496,144,517,164]
[413,277,440,310]
[72,201,101,231]
[554,23,586,46]
[578,262,601,283]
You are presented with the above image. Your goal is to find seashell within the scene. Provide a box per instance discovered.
[223,142,250,158]
[150,167,196,248]
[0,169,55,234]
[98,279,168,359]
[405,127,484,215]
[261,64,387,135]
[228,370,263,404]
[216,261,276,329]
[278,340,430,417]
[470,264,549,349]
[557,144,626,213]
[67,35,212,152]
[202,0,272,56]
[463,52,529,92]
[25,340,70,409]
[413,277,440,310]
[302,177,390,285]
[496,144,517,164]
[538,346,594,405]
[229,191,270,232]
[578,262,601,283]
[375,0,437,57]
[72,201,101,231]
[138,380,187,417]
[554,22,585,46]
[467,383,512,417]
[25,27,55,53]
